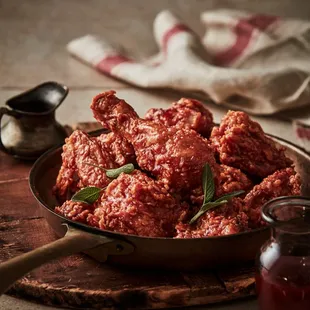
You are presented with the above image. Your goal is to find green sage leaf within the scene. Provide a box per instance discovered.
[214,190,245,203]
[105,163,135,179]
[189,210,206,225]
[189,165,246,225]
[189,201,228,225]
[202,163,215,204]
[85,162,135,179]
[71,186,102,205]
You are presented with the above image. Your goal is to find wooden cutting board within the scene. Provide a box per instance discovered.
[0,123,257,309]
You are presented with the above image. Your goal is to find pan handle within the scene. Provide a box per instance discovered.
[0,224,133,295]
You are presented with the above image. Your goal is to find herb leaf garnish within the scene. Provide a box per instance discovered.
[189,164,245,225]
[189,200,228,225]
[71,186,102,205]
[202,163,215,205]
[71,163,135,205]
[85,162,135,179]
[105,163,135,179]
[213,190,245,203]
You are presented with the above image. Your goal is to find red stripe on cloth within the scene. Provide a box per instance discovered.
[296,126,310,140]
[247,15,279,31]
[213,15,279,66]
[162,24,192,53]
[96,55,133,74]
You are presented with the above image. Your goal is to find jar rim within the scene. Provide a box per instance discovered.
[262,196,310,229]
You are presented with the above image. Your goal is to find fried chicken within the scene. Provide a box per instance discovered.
[91,91,217,197]
[144,98,214,138]
[53,130,135,202]
[53,91,302,239]
[55,200,98,225]
[94,170,189,237]
[190,164,253,206]
[243,167,301,228]
[210,111,293,178]
[177,167,301,237]
[96,132,135,166]
[215,165,253,197]
[175,198,249,238]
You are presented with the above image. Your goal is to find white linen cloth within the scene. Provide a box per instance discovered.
[67,9,310,151]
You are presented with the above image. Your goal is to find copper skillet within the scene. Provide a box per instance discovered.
[0,130,309,294]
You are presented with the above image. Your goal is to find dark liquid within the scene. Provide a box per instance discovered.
[256,256,310,310]
[9,100,54,113]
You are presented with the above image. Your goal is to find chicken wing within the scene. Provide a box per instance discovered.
[210,111,292,178]
[190,164,253,206]
[96,132,135,166]
[91,91,217,197]
[94,170,189,237]
[53,130,135,202]
[175,198,249,238]
[145,98,214,137]
[55,200,99,226]
[243,167,301,228]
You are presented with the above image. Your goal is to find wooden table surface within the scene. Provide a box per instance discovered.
[1,0,310,309]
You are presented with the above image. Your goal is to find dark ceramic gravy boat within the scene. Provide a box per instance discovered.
[0,82,69,160]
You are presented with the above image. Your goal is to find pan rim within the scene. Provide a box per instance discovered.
[29,129,310,241]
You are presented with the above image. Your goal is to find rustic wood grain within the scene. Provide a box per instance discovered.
[0,129,256,309]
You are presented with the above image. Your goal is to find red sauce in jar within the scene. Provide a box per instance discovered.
[256,256,310,310]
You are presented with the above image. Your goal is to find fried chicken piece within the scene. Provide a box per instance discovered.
[175,198,249,238]
[243,167,301,228]
[216,165,253,196]
[93,170,189,237]
[55,200,98,226]
[54,141,78,202]
[190,165,253,206]
[53,130,114,201]
[145,98,214,137]
[91,91,217,197]
[210,111,293,178]
[96,132,135,166]
[53,130,134,202]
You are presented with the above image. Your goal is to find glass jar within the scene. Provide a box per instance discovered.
[256,196,310,310]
